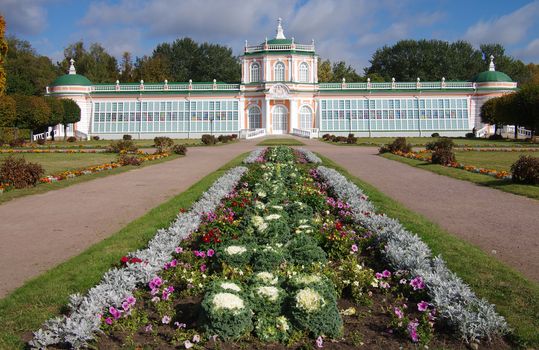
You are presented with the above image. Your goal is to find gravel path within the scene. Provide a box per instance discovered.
[301,138,539,282]
[0,142,256,297]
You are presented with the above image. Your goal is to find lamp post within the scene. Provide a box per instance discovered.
[210,115,214,136]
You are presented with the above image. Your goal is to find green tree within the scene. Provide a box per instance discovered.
[0,95,16,126]
[317,59,333,82]
[60,99,81,140]
[59,41,118,83]
[44,96,64,140]
[12,94,51,132]
[195,42,240,81]
[5,36,58,95]
[479,44,530,83]
[0,14,7,95]
[134,54,169,82]
[516,84,539,136]
[119,51,135,82]
[331,61,361,82]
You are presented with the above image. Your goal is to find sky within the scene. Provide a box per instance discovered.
[1,0,539,74]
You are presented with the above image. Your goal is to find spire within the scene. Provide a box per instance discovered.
[489,55,495,71]
[68,58,76,75]
[275,17,286,39]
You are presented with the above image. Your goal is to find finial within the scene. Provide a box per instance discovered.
[417,77,420,82]
[442,77,445,82]
[275,17,286,39]
[213,79,216,83]
[164,79,168,84]
[140,79,144,84]
[68,58,76,75]
[245,40,248,47]
[291,37,295,44]
[392,77,395,83]
[489,55,495,71]
[115,80,119,85]
[342,77,346,83]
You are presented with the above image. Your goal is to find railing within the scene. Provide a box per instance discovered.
[240,128,266,139]
[319,81,475,91]
[244,43,315,53]
[505,125,533,138]
[475,125,493,138]
[92,83,241,93]
[33,129,58,141]
[292,128,319,139]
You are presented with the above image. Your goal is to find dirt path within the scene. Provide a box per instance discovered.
[300,138,539,282]
[0,141,257,297]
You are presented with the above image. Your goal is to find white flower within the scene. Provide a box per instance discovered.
[257,286,280,301]
[271,205,283,210]
[276,316,290,332]
[295,288,325,312]
[220,282,241,292]
[295,274,322,285]
[255,201,265,210]
[258,191,266,198]
[212,293,245,311]
[256,272,278,285]
[225,245,247,255]
[265,214,281,221]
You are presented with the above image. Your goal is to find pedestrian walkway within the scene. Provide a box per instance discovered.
[0,141,256,297]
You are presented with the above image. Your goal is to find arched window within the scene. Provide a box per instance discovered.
[248,106,262,129]
[299,62,309,82]
[250,62,260,83]
[272,105,288,133]
[299,106,312,129]
[274,62,285,81]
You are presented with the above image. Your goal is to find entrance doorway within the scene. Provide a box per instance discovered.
[272,105,288,134]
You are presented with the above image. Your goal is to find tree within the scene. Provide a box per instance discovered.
[5,36,58,95]
[59,41,118,83]
[134,54,169,82]
[317,59,333,82]
[331,61,361,82]
[60,99,81,140]
[480,97,499,132]
[516,84,539,136]
[44,96,64,140]
[479,44,530,83]
[0,95,16,126]
[12,94,51,132]
[0,15,7,95]
[524,63,539,86]
[195,42,241,82]
[119,52,135,82]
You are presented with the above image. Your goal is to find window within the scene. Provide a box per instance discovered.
[274,62,285,81]
[299,106,312,129]
[299,62,309,82]
[248,106,262,129]
[250,62,260,83]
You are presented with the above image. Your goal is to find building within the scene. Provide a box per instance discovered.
[46,19,517,140]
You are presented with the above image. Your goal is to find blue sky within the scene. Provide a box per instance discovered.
[1,0,539,72]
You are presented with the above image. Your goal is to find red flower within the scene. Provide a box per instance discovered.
[120,256,129,263]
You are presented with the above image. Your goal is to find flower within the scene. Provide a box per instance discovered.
[200,264,207,272]
[407,319,419,342]
[410,276,425,290]
[350,244,358,253]
[257,286,280,301]
[255,271,278,285]
[316,335,324,348]
[149,276,163,290]
[109,306,121,320]
[162,315,171,324]
[207,249,215,257]
[382,270,391,278]
[221,282,241,292]
[394,307,404,319]
[224,245,247,255]
[417,301,429,312]
[192,334,201,343]
[184,340,193,349]
[212,292,245,311]
[295,288,325,312]
[276,316,290,332]
[175,246,183,254]
[144,324,153,332]
[105,317,113,325]
[264,214,281,221]
[175,322,186,329]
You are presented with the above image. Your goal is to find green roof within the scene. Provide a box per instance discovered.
[472,70,513,83]
[266,38,293,45]
[51,74,92,87]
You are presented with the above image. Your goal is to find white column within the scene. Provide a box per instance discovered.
[265,98,271,133]
[313,57,318,83]
[238,97,246,129]
[265,58,270,82]
[289,57,294,81]
[290,99,297,130]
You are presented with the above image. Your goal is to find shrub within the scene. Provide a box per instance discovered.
[0,139,4,146]
[117,154,142,166]
[335,136,348,143]
[488,134,503,140]
[66,136,77,143]
[346,133,357,144]
[426,138,454,152]
[231,134,238,140]
[201,290,253,340]
[122,134,132,140]
[322,134,331,141]
[107,140,138,153]
[431,132,440,137]
[172,144,187,155]
[92,136,100,140]
[379,137,412,154]
[201,134,216,145]
[9,137,26,147]
[465,132,475,139]
[511,155,539,185]
[0,156,44,188]
[36,138,46,145]
[153,136,174,153]
[218,135,232,143]
[431,148,456,165]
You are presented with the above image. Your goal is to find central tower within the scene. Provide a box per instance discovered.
[240,19,318,134]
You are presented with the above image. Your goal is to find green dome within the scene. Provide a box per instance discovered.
[51,74,92,87]
[472,70,513,83]
[266,38,293,45]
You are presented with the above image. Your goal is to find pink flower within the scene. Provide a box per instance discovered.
[126,296,136,306]
[407,319,419,342]
[379,281,390,289]
[375,272,384,279]
[175,246,183,254]
[316,336,324,348]
[410,276,425,290]
[394,307,404,319]
[105,317,113,325]
[144,324,153,332]
[417,301,429,312]
[162,315,171,324]
[198,251,206,258]
[149,276,163,290]
[109,306,121,320]
[151,296,160,303]
[174,322,186,329]
[350,244,358,253]
[184,340,194,349]
[382,270,391,278]
[207,249,215,257]
[121,301,130,311]
[200,264,207,272]
[192,334,201,343]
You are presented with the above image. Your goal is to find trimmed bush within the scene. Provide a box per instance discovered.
[172,144,187,155]
[66,136,77,143]
[426,138,454,152]
[465,132,475,139]
[201,134,216,145]
[379,137,412,154]
[107,140,138,153]
[9,137,25,147]
[488,134,503,140]
[431,132,440,137]
[431,148,456,165]
[36,138,46,145]
[218,135,232,143]
[0,156,44,188]
[231,134,238,140]
[117,154,142,166]
[122,134,132,140]
[511,155,539,185]
[153,136,174,153]
[346,133,357,144]
[92,136,100,141]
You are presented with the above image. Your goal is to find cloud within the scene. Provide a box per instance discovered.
[0,0,48,35]
[514,38,539,63]
[463,1,539,46]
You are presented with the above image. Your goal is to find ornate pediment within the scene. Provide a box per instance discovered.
[269,83,290,99]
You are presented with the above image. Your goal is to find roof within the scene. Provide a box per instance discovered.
[472,70,513,83]
[51,74,92,87]
[266,38,293,45]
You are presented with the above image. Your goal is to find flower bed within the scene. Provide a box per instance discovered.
[392,150,512,180]
[0,149,104,154]
[30,147,509,349]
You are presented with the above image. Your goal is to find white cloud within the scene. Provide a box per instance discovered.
[514,37,539,63]
[463,1,539,46]
[0,0,48,35]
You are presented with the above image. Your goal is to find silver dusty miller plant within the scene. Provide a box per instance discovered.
[297,148,322,163]
[30,166,247,349]
[316,166,508,343]
[243,148,266,164]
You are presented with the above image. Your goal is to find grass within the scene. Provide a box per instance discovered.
[257,138,305,146]
[2,138,203,149]
[0,153,118,175]
[454,150,539,171]
[324,136,539,148]
[0,154,181,205]
[381,153,539,200]
[319,154,539,348]
[0,152,248,350]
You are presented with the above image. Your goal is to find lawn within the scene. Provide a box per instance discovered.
[0,153,248,349]
[257,138,305,146]
[0,153,117,175]
[336,136,539,148]
[319,155,539,348]
[454,150,538,171]
[382,153,539,200]
[2,138,202,149]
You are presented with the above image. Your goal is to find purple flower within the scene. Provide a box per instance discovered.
[375,272,384,279]
[207,249,215,257]
[407,319,419,342]
[316,336,324,348]
[394,307,404,319]
[410,276,425,290]
[417,301,429,312]
[144,324,153,332]
[350,244,358,253]
[126,296,136,306]
[109,306,121,320]
[121,301,130,311]
[149,276,163,290]
[382,270,391,278]
[175,246,183,254]
[105,317,113,325]
[184,340,194,349]
[162,315,171,324]
[174,322,186,329]
[200,264,207,272]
